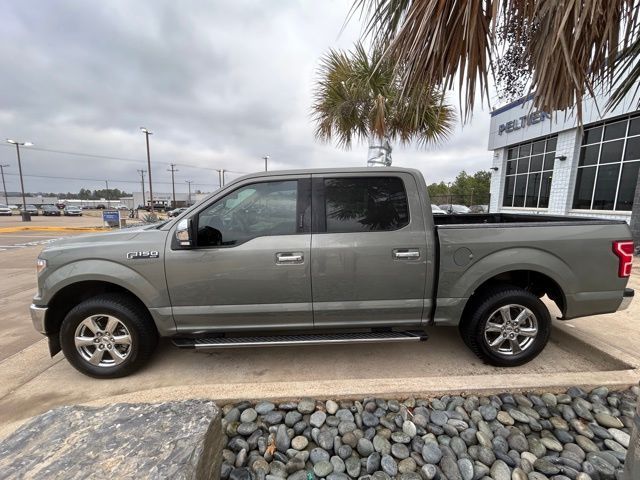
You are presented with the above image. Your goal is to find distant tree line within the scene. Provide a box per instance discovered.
[427,170,491,206]
[35,188,130,200]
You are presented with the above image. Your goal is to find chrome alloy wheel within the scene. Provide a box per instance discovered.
[483,304,538,356]
[74,315,132,367]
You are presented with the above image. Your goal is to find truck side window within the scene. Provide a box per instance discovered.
[196,180,298,247]
[324,177,409,233]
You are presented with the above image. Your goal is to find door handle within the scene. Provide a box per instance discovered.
[276,252,304,264]
[393,249,420,260]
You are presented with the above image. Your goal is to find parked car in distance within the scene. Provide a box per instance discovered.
[81,205,92,210]
[96,204,106,209]
[42,205,61,216]
[0,204,12,216]
[55,202,66,209]
[63,206,83,216]
[21,204,39,216]
[469,204,489,214]
[439,204,471,214]
[431,204,446,215]
[112,204,129,210]
[167,207,188,217]
[31,167,634,378]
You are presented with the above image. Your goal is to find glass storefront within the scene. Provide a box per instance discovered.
[503,136,557,208]
[573,114,640,211]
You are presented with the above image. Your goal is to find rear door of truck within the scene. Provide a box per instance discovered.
[309,170,430,327]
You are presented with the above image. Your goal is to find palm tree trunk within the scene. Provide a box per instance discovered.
[366,138,392,166]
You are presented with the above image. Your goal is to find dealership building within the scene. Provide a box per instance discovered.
[488,92,640,223]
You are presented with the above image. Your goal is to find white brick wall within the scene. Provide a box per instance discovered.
[489,150,503,213]
[547,129,579,214]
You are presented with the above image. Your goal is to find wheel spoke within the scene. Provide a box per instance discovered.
[83,317,101,334]
[109,348,126,365]
[499,306,512,323]
[113,334,131,346]
[104,317,119,334]
[485,321,503,333]
[88,348,105,366]
[74,336,95,348]
[489,336,505,348]
[513,309,530,325]
[509,338,523,355]
[519,327,538,338]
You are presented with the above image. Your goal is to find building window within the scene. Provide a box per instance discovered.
[573,114,640,211]
[503,136,557,208]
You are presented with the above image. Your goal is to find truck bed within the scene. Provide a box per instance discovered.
[433,213,627,227]
[431,213,631,325]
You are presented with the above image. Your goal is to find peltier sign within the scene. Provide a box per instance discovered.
[499,111,552,135]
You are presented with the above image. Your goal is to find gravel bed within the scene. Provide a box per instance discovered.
[220,385,638,480]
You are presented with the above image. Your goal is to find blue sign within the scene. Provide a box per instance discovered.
[102,210,120,226]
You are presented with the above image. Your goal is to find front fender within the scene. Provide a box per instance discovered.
[40,259,170,309]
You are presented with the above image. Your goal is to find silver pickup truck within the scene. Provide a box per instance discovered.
[30,167,634,378]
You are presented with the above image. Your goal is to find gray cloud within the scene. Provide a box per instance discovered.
[0,0,491,196]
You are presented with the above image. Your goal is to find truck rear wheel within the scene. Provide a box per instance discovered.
[59,293,158,378]
[460,286,551,367]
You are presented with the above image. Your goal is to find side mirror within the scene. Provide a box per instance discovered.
[175,218,192,247]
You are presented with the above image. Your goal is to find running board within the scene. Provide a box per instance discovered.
[172,330,428,349]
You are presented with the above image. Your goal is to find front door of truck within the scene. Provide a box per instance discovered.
[310,172,428,327]
[164,175,313,332]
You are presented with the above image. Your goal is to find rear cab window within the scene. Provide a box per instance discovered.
[322,176,410,233]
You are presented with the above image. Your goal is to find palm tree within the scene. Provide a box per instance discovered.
[312,42,455,165]
[352,0,639,119]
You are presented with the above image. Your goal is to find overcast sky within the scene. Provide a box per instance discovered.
[0,0,493,196]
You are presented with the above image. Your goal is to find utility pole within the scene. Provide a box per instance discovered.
[136,169,146,207]
[105,180,110,208]
[140,127,154,212]
[221,169,226,186]
[185,180,193,206]
[6,139,32,222]
[0,164,9,205]
[262,154,269,171]
[168,164,178,208]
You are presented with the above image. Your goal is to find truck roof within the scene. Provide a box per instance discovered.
[234,166,422,182]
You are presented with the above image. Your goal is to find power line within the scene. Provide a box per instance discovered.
[0,143,250,175]
[2,171,217,188]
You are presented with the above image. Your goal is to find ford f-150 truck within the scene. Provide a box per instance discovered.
[30,168,635,378]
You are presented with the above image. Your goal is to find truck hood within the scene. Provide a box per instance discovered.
[40,224,167,254]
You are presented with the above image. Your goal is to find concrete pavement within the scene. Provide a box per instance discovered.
[0,223,639,441]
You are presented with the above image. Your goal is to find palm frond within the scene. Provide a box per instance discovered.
[311,41,455,149]
[353,0,640,122]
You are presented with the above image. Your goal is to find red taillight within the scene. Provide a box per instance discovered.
[613,240,634,278]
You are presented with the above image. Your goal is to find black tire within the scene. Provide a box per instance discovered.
[459,286,551,367]
[59,293,158,378]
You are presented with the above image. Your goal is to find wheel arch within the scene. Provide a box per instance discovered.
[45,280,151,341]
[460,269,567,324]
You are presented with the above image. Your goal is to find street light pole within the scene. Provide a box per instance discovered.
[105,180,110,208]
[0,164,9,205]
[185,180,193,206]
[140,127,154,212]
[168,164,178,208]
[262,154,269,172]
[6,139,32,222]
[136,169,146,207]
[221,169,226,186]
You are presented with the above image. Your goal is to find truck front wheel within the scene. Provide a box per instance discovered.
[59,293,158,378]
[460,286,551,367]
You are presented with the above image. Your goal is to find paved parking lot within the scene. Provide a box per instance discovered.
[0,215,638,440]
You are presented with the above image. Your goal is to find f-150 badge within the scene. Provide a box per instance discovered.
[126,251,160,260]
